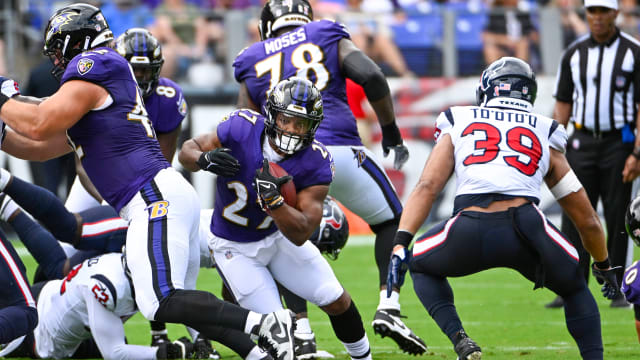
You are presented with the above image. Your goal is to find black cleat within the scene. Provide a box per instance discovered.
[453,330,481,360]
[372,309,427,355]
[294,332,317,359]
[257,309,296,360]
[151,333,171,347]
[193,335,221,359]
[544,296,564,309]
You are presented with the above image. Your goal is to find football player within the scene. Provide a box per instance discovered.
[387,57,619,359]
[179,77,373,360]
[622,195,640,342]
[0,77,38,352]
[0,4,295,360]
[233,0,425,355]
[64,27,187,213]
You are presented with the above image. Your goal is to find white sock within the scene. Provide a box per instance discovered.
[244,311,263,335]
[0,168,11,192]
[0,196,20,222]
[343,335,371,360]
[294,317,313,335]
[377,289,400,311]
[245,345,269,360]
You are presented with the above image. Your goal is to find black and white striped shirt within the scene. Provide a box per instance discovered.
[554,29,640,133]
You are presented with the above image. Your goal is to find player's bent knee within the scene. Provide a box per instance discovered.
[319,289,351,315]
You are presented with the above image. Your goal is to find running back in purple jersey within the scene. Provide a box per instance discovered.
[211,109,334,243]
[233,20,361,146]
[145,77,187,134]
[61,47,170,212]
[623,260,640,304]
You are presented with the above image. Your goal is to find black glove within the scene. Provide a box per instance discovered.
[253,159,292,211]
[156,336,194,359]
[592,263,623,300]
[386,246,410,297]
[381,123,409,170]
[196,148,240,177]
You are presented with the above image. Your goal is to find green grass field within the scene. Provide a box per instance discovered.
[14,236,640,359]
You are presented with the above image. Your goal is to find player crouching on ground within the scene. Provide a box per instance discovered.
[179,77,374,360]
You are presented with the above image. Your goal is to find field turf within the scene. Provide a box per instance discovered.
[14,235,639,359]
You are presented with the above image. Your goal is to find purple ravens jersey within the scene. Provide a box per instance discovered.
[62,47,170,211]
[623,260,640,304]
[145,77,187,134]
[211,109,334,243]
[233,20,361,146]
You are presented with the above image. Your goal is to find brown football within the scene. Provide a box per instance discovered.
[269,162,297,207]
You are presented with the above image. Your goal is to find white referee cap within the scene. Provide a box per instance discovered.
[584,0,618,10]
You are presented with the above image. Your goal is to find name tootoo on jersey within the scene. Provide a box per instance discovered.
[264,28,307,55]
[470,107,539,128]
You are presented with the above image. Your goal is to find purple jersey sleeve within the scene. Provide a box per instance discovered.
[145,78,187,134]
[233,20,360,146]
[623,260,640,305]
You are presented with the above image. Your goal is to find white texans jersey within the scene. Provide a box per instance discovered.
[434,106,567,201]
[35,253,137,359]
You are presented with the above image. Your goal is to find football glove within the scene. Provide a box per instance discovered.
[381,123,409,170]
[386,246,410,298]
[156,336,194,359]
[254,159,292,212]
[0,77,19,98]
[196,148,240,177]
[592,264,623,300]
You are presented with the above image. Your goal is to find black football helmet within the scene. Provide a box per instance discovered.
[43,3,113,80]
[265,77,323,154]
[476,56,537,112]
[309,196,349,260]
[626,195,640,247]
[115,28,164,97]
[259,0,313,41]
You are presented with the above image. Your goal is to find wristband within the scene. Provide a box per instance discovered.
[594,258,610,269]
[0,93,9,111]
[632,147,640,159]
[393,230,414,248]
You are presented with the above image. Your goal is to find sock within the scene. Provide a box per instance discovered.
[4,175,78,243]
[563,287,604,360]
[76,205,127,252]
[0,305,38,343]
[377,289,400,311]
[150,321,167,332]
[411,272,462,342]
[245,346,269,360]
[295,317,312,335]
[371,219,398,286]
[10,211,67,280]
[0,168,11,192]
[0,195,19,222]
[244,311,263,335]
[328,300,366,343]
[342,334,371,360]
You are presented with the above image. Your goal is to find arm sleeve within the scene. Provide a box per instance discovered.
[84,290,157,360]
[554,49,575,103]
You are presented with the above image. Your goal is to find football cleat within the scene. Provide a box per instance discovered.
[0,335,25,357]
[193,335,221,359]
[257,309,296,360]
[372,309,427,355]
[544,296,564,309]
[294,332,317,359]
[453,330,481,360]
[151,333,170,347]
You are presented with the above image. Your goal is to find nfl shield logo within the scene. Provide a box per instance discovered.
[77,58,94,75]
[522,86,528,95]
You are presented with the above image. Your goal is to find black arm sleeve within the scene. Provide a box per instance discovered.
[554,48,576,103]
[342,51,390,102]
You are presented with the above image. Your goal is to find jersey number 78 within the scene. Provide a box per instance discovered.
[255,43,329,94]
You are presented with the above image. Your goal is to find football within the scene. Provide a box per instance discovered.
[269,162,297,207]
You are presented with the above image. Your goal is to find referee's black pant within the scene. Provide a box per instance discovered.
[561,128,633,286]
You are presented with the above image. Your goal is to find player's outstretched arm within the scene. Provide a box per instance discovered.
[2,129,71,161]
[338,38,409,169]
[84,290,158,360]
[544,148,608,262]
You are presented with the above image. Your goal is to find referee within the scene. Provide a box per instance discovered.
[548,0,640,309]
